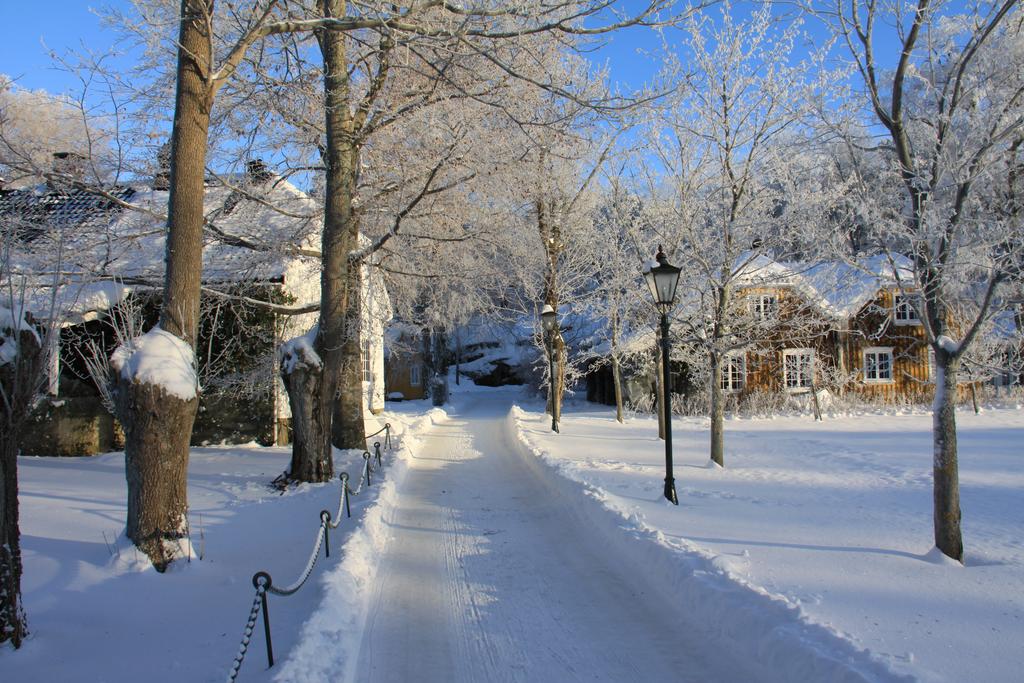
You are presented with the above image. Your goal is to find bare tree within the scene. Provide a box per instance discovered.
[815,0,1024,561]
[641,3,837,466]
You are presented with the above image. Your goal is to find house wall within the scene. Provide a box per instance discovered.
[841,289,932,401]
[21,397,123,456]
[735,287,934,401]
[737,286,836,394]
[385,352,428,400]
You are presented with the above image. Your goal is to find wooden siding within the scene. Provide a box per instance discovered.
[842,289,931,400]
[385,353,427,400]
[735,286,935,401]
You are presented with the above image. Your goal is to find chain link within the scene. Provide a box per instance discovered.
[268,523,326,597]
[225,586,264,683]
[226,433,391,679]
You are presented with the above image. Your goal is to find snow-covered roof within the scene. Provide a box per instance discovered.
[733,252,916,321]
[3,175,322,324]
[798,254,915,319]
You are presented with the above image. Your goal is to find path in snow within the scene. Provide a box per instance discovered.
[352,393,746,682]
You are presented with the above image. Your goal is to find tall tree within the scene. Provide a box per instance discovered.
[276,0,691,479]
[818,0,1024,561]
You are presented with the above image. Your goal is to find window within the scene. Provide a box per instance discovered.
[783,349,814,391]
[749,294,778,320]
[361,339,372,382]
[721,353,746,392]
[409,365,422,387]
[863,347,894,383]
[894,294,920,325]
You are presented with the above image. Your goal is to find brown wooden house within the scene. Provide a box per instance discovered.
[719,256,936,403]
[384,328,428,401]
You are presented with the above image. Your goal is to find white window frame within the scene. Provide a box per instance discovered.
[720,353,746,392]
[783,348,814,392]
[749,294,778,320]
[863,346,894,384]
[893,294,921,326]
[409,364,422,387]
[361,338,372,383]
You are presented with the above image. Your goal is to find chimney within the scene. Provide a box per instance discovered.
[50,152,86,186]
[153,141,171,190]
[246,159,272,185]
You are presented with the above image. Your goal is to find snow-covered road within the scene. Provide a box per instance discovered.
[349,393,747,682]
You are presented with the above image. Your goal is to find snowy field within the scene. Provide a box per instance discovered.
[2,385,1022,682]
[511,395,1024,683]
[1,409,434,683]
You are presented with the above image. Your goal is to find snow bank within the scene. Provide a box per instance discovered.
[110,326,198,400]
[275,407,450,682]
[505,406,913,683]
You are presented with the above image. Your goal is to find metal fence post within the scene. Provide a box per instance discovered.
[252,572,274,668]
[341,472,351,517]
[320,510,331,558]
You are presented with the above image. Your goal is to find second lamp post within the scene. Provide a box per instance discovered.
[643,246,681,505]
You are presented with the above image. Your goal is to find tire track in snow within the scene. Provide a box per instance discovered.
[350,394,741,682]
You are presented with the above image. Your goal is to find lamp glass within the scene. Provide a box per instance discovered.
[644,261,681,308]
[541,307,557,333]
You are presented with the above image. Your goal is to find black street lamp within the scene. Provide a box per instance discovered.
[643,245,681,505]
[540,304,560,433]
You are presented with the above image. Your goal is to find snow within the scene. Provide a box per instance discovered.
[0,304,37,336]
[4,427,400,682]
[936,335,960,354]
[0,304,41,365]
[509,396,1024,683]
[279,327,322,374]
[6,384,1023,682]
[110,326,198,400]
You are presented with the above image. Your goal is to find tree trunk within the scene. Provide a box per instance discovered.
[0,434,26,647]
[332,267,365,450]
[709,352,725,467]
[933,355,964,562]
[0,326,44,646]
[115,379,196,571]
[611,309,623,423]
[284,0,361,480]
[114,0,213,569]
[612,355,624,424]
[282,356,333,482]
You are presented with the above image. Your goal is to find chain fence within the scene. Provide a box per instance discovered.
[225,423,392,682]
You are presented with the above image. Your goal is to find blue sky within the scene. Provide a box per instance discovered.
[2,2,135,95]
[4,1,671,96]
[2,2,966,103]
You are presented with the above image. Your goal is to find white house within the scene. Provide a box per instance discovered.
[1,163,391,453]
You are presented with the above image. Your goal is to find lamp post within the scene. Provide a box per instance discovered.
[643,245,681,505]
[540,304,560,433]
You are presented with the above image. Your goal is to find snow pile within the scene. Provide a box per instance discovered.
[110,326,198,400]
[58,281,133,324]
[0,304,40,365]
